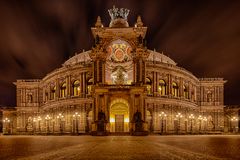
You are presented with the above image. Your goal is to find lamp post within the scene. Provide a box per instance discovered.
[37,116,42,133]
[159,112,167,134]
[73,112,80,134]
[189,114,194,134]
[198,115,203,133]
[176,113,183,134]
[203,117,207,133]
[231,117,238,133]
[3,117,11,134]
[57,113,64,134]
[33,118,37,134]
[45,115,51,134]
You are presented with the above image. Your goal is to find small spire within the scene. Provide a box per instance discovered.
[136,15,143,27]
[95,16,103,27]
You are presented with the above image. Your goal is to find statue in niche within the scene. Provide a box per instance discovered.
[133,110,143,132]
[138,35,143,44]
[98,110,106,121]
[111,66,127,85]
[97,110,106,132]
[95,35,100,45]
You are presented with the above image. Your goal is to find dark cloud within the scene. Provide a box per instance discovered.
[0,0,239,106]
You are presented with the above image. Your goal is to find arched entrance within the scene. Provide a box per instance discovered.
[109,99,129,132]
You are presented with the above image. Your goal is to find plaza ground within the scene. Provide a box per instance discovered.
[0,135,239,160]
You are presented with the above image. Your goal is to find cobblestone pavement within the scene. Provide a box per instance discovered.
[0,135,239,160]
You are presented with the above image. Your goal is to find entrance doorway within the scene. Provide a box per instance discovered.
[110,99,129,132]
[115,115,124,132]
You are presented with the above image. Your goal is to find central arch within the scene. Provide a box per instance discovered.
[109,99,129,132]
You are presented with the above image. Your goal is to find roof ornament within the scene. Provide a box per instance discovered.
[136,15,143,27]
[95,16,103,27]
[108,5,130,20]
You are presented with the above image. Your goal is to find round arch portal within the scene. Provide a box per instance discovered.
[109,99,129,132]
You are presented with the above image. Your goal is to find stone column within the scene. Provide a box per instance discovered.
[152,71,155,94]
[168,74,171,96]
[130,94,135,122]
[67,76,71,97]
[96,61,99,83]
[156,72,159,95]
[189,83,192,100]
[140,94,144,120]
[153,104,157,132]
[102,62,105,84]
[83,72,86,95]
[142,61,146,84]
[80,73,83,96]
[104,94,109,121]
[179,78,183,98]
[139,59,142,83]
[133,61,136,83]
[154,72,158,96]
[95,95,99,121]
[56,79,59,99]
[43,87,45,102]
[48,86,51,101]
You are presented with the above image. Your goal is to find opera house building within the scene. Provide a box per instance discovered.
[1,7,227,135]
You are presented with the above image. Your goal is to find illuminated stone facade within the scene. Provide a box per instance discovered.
[1,7,227,135]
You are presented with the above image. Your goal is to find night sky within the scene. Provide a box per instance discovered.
[0,0,240,106]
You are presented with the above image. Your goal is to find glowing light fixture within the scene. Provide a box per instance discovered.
[110,117,115,123]
[124,117,129,122]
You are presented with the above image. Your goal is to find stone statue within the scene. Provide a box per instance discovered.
[134,110,142,122]
[138,35,143,44]
[98,110,106,121]
[97,110,106,132]
[95,35,100,45]
[133,110,143,132]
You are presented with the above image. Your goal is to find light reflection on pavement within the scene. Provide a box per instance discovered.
[0,135,239,160]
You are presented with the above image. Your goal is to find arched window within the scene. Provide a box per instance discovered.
[45,92,48,102]
[183,85,189,99]
[159,79,166,96]
[73,80,80,96]
[172,82,179,97]
[60,82,66,98]
[50,86,56,100]
[27,93,33,103]
[87,78,93,95]
[146,77,152,94]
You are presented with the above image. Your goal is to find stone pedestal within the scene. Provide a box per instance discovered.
[131,122,148,136]
[91,121,109,136]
